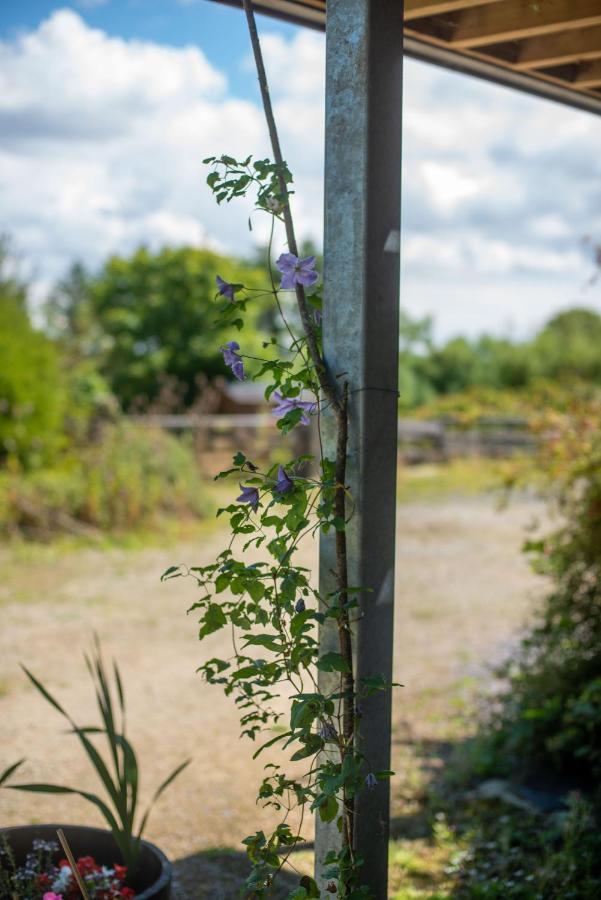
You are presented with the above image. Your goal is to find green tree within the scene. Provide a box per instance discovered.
[532,307,601,382]
[0,279,67,468]
[398,310,437,410]
[51,246,273,411]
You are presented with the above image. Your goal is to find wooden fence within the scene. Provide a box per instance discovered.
[130,413,534,463]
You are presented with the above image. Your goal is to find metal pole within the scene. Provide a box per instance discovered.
[317,0,403,896]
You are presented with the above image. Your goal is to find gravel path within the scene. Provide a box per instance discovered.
[0,495,546,896]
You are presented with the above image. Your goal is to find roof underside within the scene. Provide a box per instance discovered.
[213,0,601,116]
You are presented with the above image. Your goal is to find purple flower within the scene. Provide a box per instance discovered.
[365,772,378,789]
[274,465,294,495]
[271,391,315,426]
[294,597,306,614]
[221,341,244,381]
[319,722,338,742]
[216,275,236,301]
[237,484,260,513]
[276,253,319,291]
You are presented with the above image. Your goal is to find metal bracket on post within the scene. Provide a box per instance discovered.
[317,0,403,896]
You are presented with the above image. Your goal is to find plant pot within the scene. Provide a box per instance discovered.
[0,824,171,899]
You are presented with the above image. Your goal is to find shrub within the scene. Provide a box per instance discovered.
[0,296,68,467]
[0,422,208,537]
[485,398,601,781]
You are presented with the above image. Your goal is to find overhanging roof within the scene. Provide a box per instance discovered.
[211,0,601,116]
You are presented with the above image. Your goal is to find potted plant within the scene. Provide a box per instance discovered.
[1,640,190,899]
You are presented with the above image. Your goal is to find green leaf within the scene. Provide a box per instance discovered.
[199,603,227,638]
[290,610,314,638]
[247,581,265,602]
[21,665,68,718]
[291,735,323,761]
[215,573,230,593]
[243,634,283,652]
[5,783,123,847]
[151,758,191,805]
[252,730,292,760]
[0,759,25,787]
[318,794,339,823]
[316,652,350,674]
[299,876,320,898]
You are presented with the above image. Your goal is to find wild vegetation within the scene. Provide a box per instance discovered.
[421,398,601,899]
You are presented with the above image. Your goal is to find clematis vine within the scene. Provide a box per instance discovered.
[273,464,294,495]
[271,390,316,426]
[216,274,237,301]
[236,483,260,513]
[276,253,319,290]
[319,722,338,742]
[221,341,244,381]
[168,4,396,897]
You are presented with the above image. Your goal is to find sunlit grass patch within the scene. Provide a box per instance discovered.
[397,458,517,503]
[388,835,456,899]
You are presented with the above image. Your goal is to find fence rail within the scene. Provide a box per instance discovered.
[129,413,534,462]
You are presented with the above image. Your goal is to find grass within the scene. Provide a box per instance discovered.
[397,458,517,504]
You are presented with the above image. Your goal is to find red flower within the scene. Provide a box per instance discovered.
[114,863,127,882]
[120,888,135,898]
[37,873,51,886]
[77,855,100,875]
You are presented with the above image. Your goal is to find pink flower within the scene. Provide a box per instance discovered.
[43,893,64,900]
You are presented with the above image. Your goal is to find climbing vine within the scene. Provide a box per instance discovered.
[164,4,393,896]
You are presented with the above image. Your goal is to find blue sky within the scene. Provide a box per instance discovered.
[0,1,295,98]
[2,0,601,340]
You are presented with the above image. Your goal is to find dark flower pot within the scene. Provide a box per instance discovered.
[0,824,171,899]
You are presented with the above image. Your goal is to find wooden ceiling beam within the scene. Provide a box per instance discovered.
[574,58,601,89]
[450,0,601,50]
[404,0,501,21]
[515,24,601,70]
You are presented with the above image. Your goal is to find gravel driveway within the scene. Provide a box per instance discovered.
[0,495,546,896]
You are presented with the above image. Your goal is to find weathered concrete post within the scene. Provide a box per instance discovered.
[317,0,403,896]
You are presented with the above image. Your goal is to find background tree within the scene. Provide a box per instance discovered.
[49,246,274,412]
[0,246,68,467]
[531,308,601,383]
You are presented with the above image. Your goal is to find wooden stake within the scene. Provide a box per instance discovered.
[56,829,91,900]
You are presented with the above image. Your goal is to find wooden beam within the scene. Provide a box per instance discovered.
[515,24,601,69]
[404,0,500,21]
[575,58,601,88]
[242,0,325,24]
[451,0,601,50]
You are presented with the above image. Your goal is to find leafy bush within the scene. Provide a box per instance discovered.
[397,306,601,413]
[0,422,208,536]
[485,398,601,781]
[413,380,600,425]
[0,295,68,467]
[446,793,601,899]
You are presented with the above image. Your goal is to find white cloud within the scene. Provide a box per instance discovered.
[0,10,327,297]
[1,11,601,340]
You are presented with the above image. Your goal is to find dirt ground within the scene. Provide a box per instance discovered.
[0,493,546,897]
